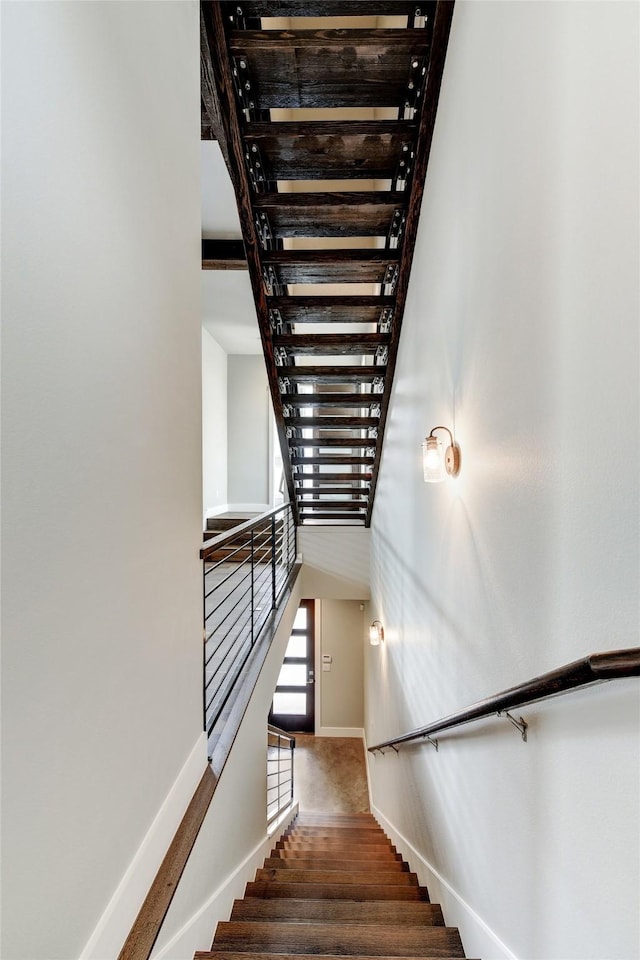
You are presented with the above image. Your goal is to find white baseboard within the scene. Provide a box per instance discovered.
[80,732,208,960]
[317,726,365,738]
[370,802,518,960]
[151,803,298,960]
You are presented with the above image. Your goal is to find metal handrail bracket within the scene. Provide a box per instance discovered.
[369,646,640,754]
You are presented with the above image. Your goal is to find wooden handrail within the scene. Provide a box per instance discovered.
[200,502,293,560]
[368,647,640,753]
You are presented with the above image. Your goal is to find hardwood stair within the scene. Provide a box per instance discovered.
[201,1,455,526]
[204,513,279,563]
[195,813,471,960]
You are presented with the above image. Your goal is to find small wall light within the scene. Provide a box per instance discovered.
[369,620,384,646]
[422,426,461,482]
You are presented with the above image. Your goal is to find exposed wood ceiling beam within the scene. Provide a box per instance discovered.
[202,239,247,271]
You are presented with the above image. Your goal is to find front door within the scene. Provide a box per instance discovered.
[269,599,315,733]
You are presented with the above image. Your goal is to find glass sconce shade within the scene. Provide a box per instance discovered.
[369,620,384,646]
[423,427,461,482]
[422,435,447,482]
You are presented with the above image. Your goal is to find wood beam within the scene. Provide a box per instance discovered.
[202,239,247,271]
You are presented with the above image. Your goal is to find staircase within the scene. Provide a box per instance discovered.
[204,512,279,563]
[201,2,455,527]
[195,813,470,960]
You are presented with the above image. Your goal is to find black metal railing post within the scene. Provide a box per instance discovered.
[202,504,297,740]
[250,528,255,646]
[267,723,295,826]
[271,513,277,611]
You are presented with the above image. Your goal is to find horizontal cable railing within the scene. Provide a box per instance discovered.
[267,723,295,826]
[368,647,640,753]
[201,503,296,739]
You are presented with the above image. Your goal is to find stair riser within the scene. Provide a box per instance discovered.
[254,869,419,885]
[262,858,408,873]
[272,848,402,862]
[277,839,395,850]
[284,831,393,844]
[245,881,429,902]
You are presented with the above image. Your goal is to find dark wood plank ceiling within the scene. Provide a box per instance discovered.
[201,0,454,526]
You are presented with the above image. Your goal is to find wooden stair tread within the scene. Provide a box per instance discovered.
[230,899,444,925]
[293,474,373,484]
[244,121,416,181]
[254,192,407,238]
[228,32,431,110]
[262,858,408,873]
[289,439,377,449]
[276,839,395,850]
[284,822,390,843]
[254,869,418,886]
[263,249,399,285]
[281,366,384,382]
[199,955,471,960]
[268,296,394,325]
[212,921,465,957]
[286,418,379,429]
[274,334,389,356]
[245,881,428,902]
[285,394,381,408]
[224,1,426,18]
[298,490,369,498]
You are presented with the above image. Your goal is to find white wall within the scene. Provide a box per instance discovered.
[150,577,303,959]
[300,526,371,599]
[1,3,203,958]
[202,328,228,519]
[366,4,639,960]
[317,600,365,733]
[227,355,270,506]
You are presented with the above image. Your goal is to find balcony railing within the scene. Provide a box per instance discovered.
[201,503,296,739]
[267,723,295,826]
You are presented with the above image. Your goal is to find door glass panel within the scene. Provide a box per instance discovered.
[285,634,306,658]
[292,606,308,630]
[277,663,306,687]
[273,692,306,715]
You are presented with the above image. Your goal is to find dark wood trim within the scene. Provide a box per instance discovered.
[200,7,231,164]
[202,238,247,270]
[117,766,217,960]
[366,0,455,526]
[368,647,640,752]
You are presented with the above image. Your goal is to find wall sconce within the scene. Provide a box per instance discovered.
[422,426,461,482]
[369,620,384,646]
